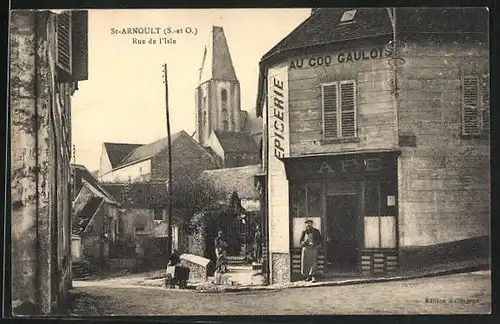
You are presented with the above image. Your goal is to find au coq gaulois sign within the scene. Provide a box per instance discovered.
[289,47,389,69]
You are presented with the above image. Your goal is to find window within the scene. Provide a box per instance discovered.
[340,9,357,23]
[56,11,72,74]
[462,75,489,136]
[322,81,357,140]
[154,208,163,221]
[203,111,207,127]
[222,109,229,132]
[363,181,396,249]
[290,183,323,218]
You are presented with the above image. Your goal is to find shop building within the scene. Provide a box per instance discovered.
[256,8,490,284]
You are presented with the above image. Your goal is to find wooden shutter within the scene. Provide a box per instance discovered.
[481,77,490,135]
[462,76,480,135]
[56,11,72,75]
[322,83,338,139]
[340,81,356,138]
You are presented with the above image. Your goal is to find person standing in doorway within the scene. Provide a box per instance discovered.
[299,219,322,282]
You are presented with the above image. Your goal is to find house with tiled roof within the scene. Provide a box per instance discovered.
[101,182,189,253]
[99,130,218,183]
[71,164,119,264]
[96,130,218,255]
[98,142,144,179]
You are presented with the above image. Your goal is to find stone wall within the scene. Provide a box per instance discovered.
[271,253,291,285]
[10,10,82,315]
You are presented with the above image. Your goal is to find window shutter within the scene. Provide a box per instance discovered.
[481,77,490,134]
[340,81,356,138]
[462,76,480,135]
[56,11,72,75]
[322,83,338,139]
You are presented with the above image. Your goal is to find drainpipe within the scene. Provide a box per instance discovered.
[386,8,403,254]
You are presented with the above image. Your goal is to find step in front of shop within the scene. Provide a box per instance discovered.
[361,250,399,276]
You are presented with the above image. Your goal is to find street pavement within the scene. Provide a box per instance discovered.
[70,270,491,316]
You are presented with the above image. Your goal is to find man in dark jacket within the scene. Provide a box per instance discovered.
[299,219,322,282]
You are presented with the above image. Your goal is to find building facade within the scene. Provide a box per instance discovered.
[256,8,490,284]
[10,10,88,314]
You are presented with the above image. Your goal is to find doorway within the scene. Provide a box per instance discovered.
[326,194,359,273]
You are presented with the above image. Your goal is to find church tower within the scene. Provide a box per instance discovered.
[195,26,242,146]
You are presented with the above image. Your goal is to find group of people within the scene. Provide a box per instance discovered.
[168,220,322,283]
[214,225,263,273]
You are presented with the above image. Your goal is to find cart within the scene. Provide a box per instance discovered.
[165,265,190,289]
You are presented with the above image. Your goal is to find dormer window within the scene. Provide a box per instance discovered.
[340,9,357,23]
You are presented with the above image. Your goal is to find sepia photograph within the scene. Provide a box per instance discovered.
[8,7,491,316]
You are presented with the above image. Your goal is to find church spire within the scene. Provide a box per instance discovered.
[198,26,238,84]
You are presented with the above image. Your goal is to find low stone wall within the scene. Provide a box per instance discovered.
[107,258,136,272]
[179,254,211,283]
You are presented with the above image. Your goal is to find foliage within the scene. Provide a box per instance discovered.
[171,178,227,218]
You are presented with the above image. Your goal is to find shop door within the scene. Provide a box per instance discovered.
[326,194,359,272]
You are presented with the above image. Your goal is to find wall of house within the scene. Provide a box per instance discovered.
[10,11,74,314]
[98,144,113,178]
[285,40,398,156]
[397,35,490,248]
[100,159,151,183]
[150,133,218,182]
[119,208,155,237]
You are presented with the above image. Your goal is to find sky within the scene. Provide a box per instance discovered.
[71,9,311,171]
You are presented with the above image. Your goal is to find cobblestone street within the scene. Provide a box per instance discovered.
[70,270,491,315]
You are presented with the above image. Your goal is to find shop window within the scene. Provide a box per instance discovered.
[290,183,323,218]
[363,182,396,249]
[290,184,306,218]
[322,81,357,140]
[307,183,322,218]
[462,75,489,136]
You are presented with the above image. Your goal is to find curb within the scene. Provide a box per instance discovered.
[192,263,491,293]
[74,263,490,293]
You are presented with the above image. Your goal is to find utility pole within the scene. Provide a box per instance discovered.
[162,63,173,257]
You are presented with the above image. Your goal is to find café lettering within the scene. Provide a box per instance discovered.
[289,47,388,69]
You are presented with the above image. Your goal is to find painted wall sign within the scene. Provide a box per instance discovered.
[270,72,289,159]
[267,64,290,255]
[289,47,389,69]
